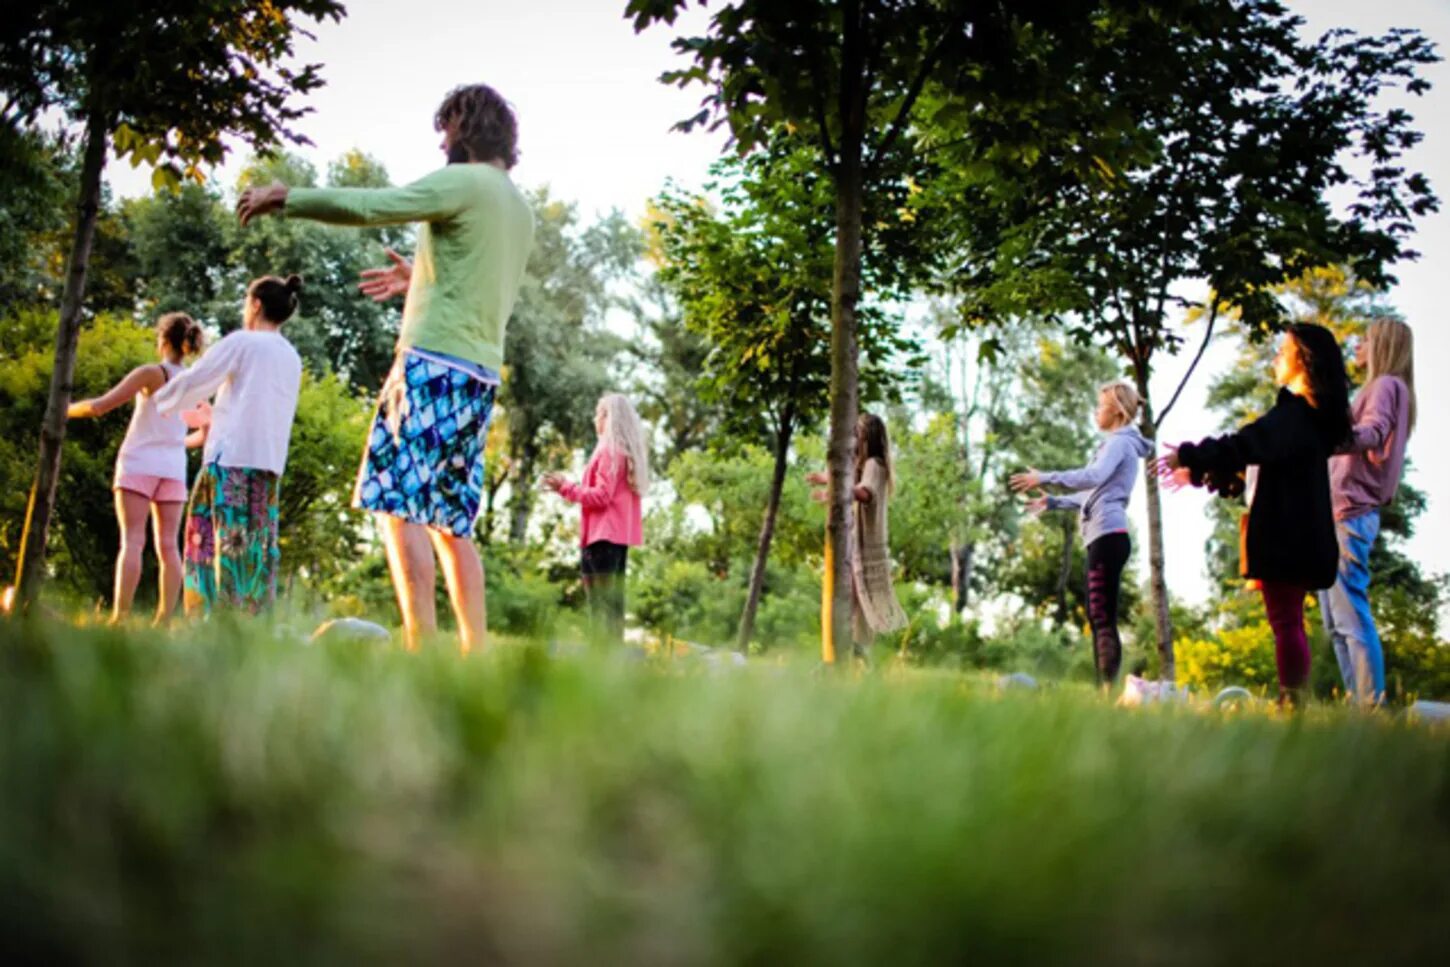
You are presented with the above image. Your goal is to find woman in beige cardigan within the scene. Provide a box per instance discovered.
[808,413,909,656]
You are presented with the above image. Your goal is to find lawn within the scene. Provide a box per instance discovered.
[1,618,1446,965]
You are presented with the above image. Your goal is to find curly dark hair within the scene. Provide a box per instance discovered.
[1288,322,1352,449]
[435,84,518,168]
[157,311,202,357]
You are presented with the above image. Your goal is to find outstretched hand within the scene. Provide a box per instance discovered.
[1162,466,1193,493]
[1025,494,1049,516]
[804,470,828,486]
[1008,469,1040,493]
[540,472,566,493]
[236,180,289,226]
[359,248,413,302]
[1149,444,1181,479]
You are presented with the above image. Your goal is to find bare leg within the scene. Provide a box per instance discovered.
[430,529,487,654]
[151,501,185,624]
[111,489,151,623]
[381,515,437,650]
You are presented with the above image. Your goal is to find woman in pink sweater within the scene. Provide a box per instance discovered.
[543,394,648,644]
[1320,318,1416,704]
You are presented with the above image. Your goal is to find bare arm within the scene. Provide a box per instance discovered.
[68,364,165,419]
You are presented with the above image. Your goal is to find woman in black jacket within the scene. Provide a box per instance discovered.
[1155,323,1351,705]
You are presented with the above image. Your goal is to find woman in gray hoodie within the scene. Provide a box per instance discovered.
[1010,383,1154,685]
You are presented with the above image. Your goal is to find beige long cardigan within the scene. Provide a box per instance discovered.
[851,457,908,643]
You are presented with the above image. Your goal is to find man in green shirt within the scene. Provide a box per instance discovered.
[237,84,535,653]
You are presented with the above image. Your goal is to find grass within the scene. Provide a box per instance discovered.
[1,617,1447,965]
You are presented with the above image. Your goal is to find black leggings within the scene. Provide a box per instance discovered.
[1085,532,1130,684]
[581,541,628,645]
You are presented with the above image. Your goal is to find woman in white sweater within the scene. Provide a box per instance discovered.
[68,312,204,623]
[154,275,304,616]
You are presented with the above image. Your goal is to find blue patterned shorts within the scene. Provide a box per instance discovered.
[353,350,498,537]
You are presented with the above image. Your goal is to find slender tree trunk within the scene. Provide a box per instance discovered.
[14,108,109,610]
[951,542,973,613]
[822,1,866,664]
[1134,369,1175,681]
[508,445,538,545]
[1054,515,1074,626]
[737,414,794,653]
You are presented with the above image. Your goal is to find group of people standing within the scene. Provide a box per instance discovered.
[1013,320,1416,706]
[67,81,1417,704]
[71,83,643,650]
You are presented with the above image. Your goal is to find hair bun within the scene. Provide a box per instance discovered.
[284,274,303,294]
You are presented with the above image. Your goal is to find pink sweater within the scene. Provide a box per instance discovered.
[557,446,643,548]
[1330,375,1410,522]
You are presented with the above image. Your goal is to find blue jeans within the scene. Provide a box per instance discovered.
[1318,509,1383,702]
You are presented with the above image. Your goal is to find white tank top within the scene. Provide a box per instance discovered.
[115,361,187,482]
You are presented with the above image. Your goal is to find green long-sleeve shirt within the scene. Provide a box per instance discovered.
[286,164,534,372]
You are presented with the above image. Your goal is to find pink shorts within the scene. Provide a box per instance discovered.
[115,473,189,503]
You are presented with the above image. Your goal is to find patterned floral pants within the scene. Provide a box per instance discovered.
[183,463,281,616]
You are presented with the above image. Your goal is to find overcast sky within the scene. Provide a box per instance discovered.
[105,0,1450,616]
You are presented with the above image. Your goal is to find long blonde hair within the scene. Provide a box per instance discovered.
[1365,319,1416,436]
[597,393,651,495]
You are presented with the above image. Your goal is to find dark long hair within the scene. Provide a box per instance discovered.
[1289,322,1352,448]
[248,274,302,324]
[855,412,895,495]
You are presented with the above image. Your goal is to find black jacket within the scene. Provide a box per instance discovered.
[1177,389,1339,589]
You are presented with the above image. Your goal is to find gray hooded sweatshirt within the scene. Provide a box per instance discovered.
[1041,427,1155,546]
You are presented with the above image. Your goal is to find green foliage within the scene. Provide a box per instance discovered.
[498,192,636,542]
[123,181,236,329]
[888,412,977,586]
[276,371,372,591]
[653,137,918,447]
[5,619,1447,961]
[230,153,403,389]
[2,0,345,186]
[0,312,156,599]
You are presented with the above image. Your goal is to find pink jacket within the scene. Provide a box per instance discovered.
[558,446,643,548]
[1330,375,1411,522]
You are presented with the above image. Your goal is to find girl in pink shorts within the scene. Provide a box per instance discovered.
[68,313,205,623]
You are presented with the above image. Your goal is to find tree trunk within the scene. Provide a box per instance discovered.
[951,541,972,613]
[1134,369,1175,681]
[508,445,538,545]
[1054,515,1074,626]
[736,413,794,653]
[822,2,866,664]
[14,108,109,611]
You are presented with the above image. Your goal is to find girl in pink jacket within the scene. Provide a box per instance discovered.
[544,394,648,644]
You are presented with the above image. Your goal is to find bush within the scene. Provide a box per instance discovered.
[484,546,563,637]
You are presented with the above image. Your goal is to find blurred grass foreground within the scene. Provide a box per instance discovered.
[2,619,1447,965]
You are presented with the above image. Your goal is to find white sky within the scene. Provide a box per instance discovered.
[104,0,1450,617]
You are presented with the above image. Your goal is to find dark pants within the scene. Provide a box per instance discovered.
[581,541,628,645]
[1260,580,1311,701]
[1085,532,1130,684]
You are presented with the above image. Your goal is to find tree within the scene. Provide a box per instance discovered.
[501,195,636,543]
[230,153,403,390]
[628,0,1214,662]
[936,3,1438,678]
[3,0,345,608]
[653,140,916,651]
[626,208,724,469]
[124,182,234,329]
